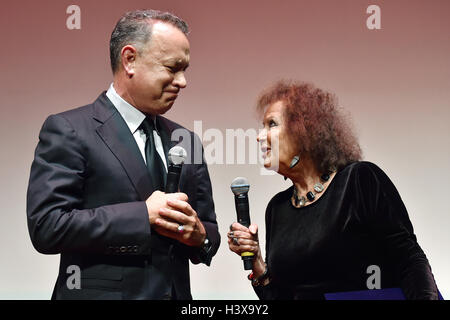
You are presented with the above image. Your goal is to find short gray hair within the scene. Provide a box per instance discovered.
[109,9,189,74]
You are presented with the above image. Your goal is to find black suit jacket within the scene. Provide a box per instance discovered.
[26,92,220,300]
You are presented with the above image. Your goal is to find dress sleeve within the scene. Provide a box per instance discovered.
[356,162,439,300]
[253,197,279,299]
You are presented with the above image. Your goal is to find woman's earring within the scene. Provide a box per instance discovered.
[289,155,300,169]
[284,155,300,180]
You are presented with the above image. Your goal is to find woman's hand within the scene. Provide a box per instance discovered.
[228,222,265,276]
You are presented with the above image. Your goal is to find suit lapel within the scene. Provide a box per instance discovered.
[93,93,154,200]
[157,116,192,191]
[156,116,178,165]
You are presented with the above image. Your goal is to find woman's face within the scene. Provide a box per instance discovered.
[257,101,299,173]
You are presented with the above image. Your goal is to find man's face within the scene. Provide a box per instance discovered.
[128,21,190,115]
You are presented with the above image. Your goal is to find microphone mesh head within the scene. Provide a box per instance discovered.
[168,146,187,165]
[230,177,250,195]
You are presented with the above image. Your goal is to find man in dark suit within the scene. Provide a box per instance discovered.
[26,10,220,300]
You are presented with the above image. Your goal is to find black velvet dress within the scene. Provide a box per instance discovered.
[254,161,438,300]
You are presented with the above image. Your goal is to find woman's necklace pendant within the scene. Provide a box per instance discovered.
[291,174,332,209]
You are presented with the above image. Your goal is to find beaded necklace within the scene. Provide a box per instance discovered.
[291,173,331,208]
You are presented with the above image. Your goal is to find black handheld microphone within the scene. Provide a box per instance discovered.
[230,177,254,270]
[165,146,187,193]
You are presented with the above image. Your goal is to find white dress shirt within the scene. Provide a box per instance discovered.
[106,84,167,171]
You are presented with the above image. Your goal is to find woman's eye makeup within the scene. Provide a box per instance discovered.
[262,118,278,129]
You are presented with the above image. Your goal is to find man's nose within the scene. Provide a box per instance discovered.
[173,72,187,88]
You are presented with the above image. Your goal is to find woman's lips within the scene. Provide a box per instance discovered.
[261,146,271,158]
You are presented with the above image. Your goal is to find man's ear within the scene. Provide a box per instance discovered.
[121,45,137,78]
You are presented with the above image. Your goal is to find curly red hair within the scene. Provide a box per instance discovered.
[256,80,362,172]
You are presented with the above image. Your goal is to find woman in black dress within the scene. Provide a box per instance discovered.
[228,80,438,299]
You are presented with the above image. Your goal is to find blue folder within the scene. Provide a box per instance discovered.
[324,288,444,300]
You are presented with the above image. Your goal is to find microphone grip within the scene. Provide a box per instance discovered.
[165,164,182,193]
[234,194,250,227]
[234,194,254,270]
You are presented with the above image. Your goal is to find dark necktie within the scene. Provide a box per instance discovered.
[140,117,166,191]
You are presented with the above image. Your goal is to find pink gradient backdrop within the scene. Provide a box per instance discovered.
[1,0,449,299]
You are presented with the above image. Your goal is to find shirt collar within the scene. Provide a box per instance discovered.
[106,83,153,134]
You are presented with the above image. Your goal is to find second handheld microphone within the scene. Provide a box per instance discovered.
[230,177,254,270]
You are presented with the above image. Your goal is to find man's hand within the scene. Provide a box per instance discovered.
[146,190,184,224]
[145,191,206,247]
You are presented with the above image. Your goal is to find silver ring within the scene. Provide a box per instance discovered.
[177,225,185,234]
[232,237,239,246]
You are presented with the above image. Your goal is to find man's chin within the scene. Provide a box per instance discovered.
[154,100,175,115]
